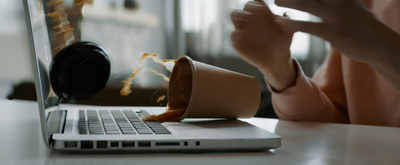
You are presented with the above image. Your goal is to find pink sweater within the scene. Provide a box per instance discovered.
[271,0,400,127]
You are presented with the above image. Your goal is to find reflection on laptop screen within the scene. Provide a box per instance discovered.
[27,0,60,110]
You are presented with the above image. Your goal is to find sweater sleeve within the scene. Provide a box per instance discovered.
[269,49,349,123]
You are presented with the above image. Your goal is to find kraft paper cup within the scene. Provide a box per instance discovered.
[168,56,261,119]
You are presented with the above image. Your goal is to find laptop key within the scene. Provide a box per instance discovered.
[104,125,118,127]
[102,121,115,124]
[89,125,102,128]
[134,125,148,129]
[129,118,142,122]
[106,131,120,134]
[154,130,171,134]
[103,125,117,128]
[104,126,118,129]
[131,121,145,124]
[119,126,133,129]
[89,125,102,127]
[137,129,153,134]
[122,131,137,134]
[118,123,131,126]
[151,127,169,131]
[148,126,164,130]
[105,128,119,131]
[131,123,144,126]
[146,122,161,125]
[121,127,134,131]
[101,119,114,122]
[104,125,117,127]
[89,127,103,129]
[133,126,147,129]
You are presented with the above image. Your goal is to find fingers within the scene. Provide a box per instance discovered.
[231,1,275,30]
[274,17,329,39]
[231,30,250,50]
[231,10,253,30]
[275,0,331,19]
[244,1,273,17]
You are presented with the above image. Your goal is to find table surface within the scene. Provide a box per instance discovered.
[1,100,400,165]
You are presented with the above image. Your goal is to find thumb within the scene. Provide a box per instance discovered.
[274,17,327,38]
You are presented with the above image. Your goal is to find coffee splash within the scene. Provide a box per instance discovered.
[120,54,191,123]
[156,95,166,103]
[120,53,174,96]
[148,68,170,82]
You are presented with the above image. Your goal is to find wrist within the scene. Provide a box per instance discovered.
[260,58,298,92]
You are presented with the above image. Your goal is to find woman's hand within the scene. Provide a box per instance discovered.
[274,0,400,65]
[231,0,297,91]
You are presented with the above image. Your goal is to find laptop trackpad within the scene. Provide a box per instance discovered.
[164,119,269,138]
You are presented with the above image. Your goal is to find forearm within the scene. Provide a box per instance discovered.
[267,58,349,123]
[370,47,400,93]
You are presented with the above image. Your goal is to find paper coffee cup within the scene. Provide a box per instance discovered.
[168,56,261,119]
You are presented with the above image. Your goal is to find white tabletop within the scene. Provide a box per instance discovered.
[1,99,400,165]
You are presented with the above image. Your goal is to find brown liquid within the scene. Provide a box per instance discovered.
[46,0,76,51]
[148,68,170,82]
[156,95,166,103]
[120,53,174,96]
[143,57,192,122]
[120,55,192,123]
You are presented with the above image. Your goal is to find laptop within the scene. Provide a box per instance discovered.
[22,0,281,151]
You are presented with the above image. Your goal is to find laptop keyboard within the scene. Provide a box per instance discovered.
[78,110,171,135]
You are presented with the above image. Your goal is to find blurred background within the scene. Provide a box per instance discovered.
[0,0,327,118]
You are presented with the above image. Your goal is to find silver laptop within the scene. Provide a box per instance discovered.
[22,0,280,151]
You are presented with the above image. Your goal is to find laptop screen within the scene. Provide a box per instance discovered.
[23,0,65,146]
[23,0,168,145]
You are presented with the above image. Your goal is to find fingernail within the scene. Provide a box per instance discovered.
[232,10,252,21]
[246,1,264,7]
[235,10,252,15]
